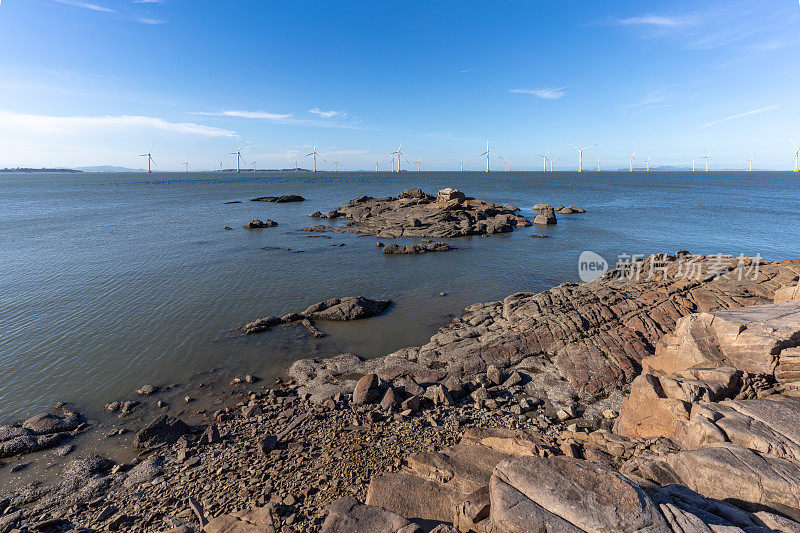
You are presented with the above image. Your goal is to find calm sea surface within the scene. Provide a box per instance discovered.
[1,171,798,422]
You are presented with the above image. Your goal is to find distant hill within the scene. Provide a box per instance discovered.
[0,167,82,173]
[75,166,145,172]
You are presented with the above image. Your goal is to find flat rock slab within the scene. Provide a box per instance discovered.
[489,456,670,532]
[321,496,420,533]
[290,254,800,404]
[250,195,304,202]
[304,188,531,239]
[303,296,391,321]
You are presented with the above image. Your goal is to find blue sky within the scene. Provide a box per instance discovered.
[1,0,799,171]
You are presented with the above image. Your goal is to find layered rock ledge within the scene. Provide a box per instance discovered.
[3,254,800,532]
[304,188,532,239]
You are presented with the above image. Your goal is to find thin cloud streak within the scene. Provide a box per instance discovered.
[614,15,694,27]
[510,88,567,100]
[309,108,347,119]
[702,105,779,128]
[52,0,115,12]
[0,110,238,137]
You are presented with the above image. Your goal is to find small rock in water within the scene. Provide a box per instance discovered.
[136,384,157,395]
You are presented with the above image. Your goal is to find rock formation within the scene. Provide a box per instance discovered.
[250,195,305,203]
[382,242,455,255]
[302,188,531,238]
[243,219,278,229]
[237,296,392,334]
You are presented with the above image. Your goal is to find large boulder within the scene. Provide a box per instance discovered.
[634,442,800,521]
[133,415,189,449]
[533,205,557,225]
[22,406,81,434]
[302,296,391,321]
[775,284,800,303]
[320,496,420,533]
[488,456,670,532]
[615,373,690,440]
[437,188,466,202]
[644,303,800,381]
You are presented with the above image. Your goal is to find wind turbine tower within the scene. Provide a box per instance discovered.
[415,157,422,172]
[596,158,602,172]
[549,157,557,172]
[692,159,696,172]
[701,151,712,172]
[538,151,550,172]
[305,141,326,172]
[568,142,595,172]
[789,137,799,172]
[230,142,246,173]
[458,158,465,172]
[390,139,409,172]
[332,161,341,172]
[375,161,380,172]
[645,156,651,172]
[139,144,155,173]
[477,139,502,172]
[747,156,754,172]
[627,151,637,172]
[181,162,190,172]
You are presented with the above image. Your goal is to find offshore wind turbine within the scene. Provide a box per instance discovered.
[305,141,326,172]
[503,158,510,172]
[627,151,637,172]
[747,156,755,171]
[375,160,380,172]
[701,150,712,172]
[596,158,602,172]
[219,161,223,172]
[789,137,799,172]
[645,155,651,172]
[692,159,696,172]
[477,138,503,172]
[415,157,422,172]
[180,161,190,172]
[549,157,557,172]
[252,159,257,172]
[458,158,465,172]
[230,141,246,173]
[568,142,595,172]
[139,144,155,173]
[390,139,409,172]
[332,161,341,172]
[293,161,299,171]
[538,151,550,172]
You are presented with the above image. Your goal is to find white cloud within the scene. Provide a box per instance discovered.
[309,108,347,119]
[510,88,567,100]
[702,105,779,128]
[615,15,692,27]
[0,110,237,137]
[137,17,165,24]
[52,0,115,12]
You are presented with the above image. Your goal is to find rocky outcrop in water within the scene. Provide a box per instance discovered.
[236,296,392,335]
[382,242,455,255]
[0,404,83,459]
[251,195,305,203]
[533,204,557,225]
[302,188,531,239]
[243,219,278,229]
